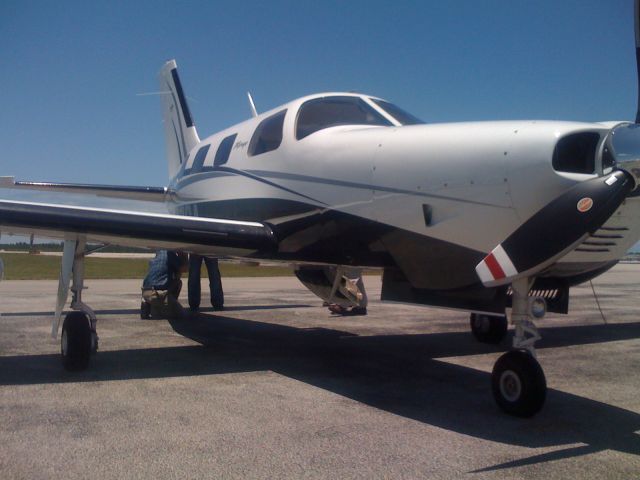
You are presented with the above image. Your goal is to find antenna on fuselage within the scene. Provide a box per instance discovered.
[247,92,258,118]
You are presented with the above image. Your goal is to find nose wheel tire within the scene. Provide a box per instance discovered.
[470,313,508,344]
[61,311,92,371]
[491,349,546,417]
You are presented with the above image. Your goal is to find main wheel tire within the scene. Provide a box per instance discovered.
[491,350,546,417]
[61,312,92,371]
[470,313,508,344]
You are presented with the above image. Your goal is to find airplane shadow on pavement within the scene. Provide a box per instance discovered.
[0,312,639,471]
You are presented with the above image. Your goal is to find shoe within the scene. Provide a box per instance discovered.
[140,301,151,319]
[348,307,367,316]
[212,304,224,311]
[189,305,199,313]
[329,305,367,316]
[328,304,347,315]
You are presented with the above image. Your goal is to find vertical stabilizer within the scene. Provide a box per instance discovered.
[159,60,200,179]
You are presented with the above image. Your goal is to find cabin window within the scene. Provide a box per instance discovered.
[371,98,424,125]
[248,110,286,156]
[190,144,211,174]
[296,96,392,140]
[214,133,237,166]
[552,132,600,174]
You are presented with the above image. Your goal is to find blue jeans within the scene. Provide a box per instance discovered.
[188,254,223,309]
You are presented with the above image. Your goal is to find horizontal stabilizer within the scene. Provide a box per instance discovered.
[0,179,168,202]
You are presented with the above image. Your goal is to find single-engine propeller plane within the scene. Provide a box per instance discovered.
[3,2,640,418]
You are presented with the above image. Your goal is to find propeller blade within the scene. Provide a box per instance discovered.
[476,170,634,287]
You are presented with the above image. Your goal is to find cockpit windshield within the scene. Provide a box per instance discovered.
[370,98,424,125]
[296,96,392,140]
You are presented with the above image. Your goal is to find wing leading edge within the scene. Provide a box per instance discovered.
[0,199,276,256]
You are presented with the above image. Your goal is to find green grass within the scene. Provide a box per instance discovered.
[0,253,294,280]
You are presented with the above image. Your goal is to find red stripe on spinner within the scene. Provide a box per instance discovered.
[484,253,506,280]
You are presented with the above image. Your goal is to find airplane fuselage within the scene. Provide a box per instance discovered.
[167,93,640,295]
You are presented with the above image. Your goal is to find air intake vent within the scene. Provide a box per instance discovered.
[552,132,600,174]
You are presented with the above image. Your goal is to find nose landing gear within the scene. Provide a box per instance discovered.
[491,277,547,417]
[492,349,546,417]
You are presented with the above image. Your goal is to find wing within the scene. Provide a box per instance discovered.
[0,177,168,202]
[0,199,276,256]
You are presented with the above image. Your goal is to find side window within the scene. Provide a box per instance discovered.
[190,144,211,174]
[214,133,237,166]
[296,96,392,140]
[248,110,287,156]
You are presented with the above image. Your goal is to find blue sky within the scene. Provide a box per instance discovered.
[0,0,635,189]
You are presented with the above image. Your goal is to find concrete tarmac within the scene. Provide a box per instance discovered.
[1,265,639,479]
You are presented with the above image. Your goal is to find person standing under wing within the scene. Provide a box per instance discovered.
[188,254,224,312]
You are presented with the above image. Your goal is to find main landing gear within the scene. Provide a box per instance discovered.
[61,311,95,370]
[55,238,98,371]
[470,313,508,344]
[490,277,547,417]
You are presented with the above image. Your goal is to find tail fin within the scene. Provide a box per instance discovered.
[159,60,200,179]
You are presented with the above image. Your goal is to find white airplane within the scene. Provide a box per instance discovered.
[2,4,640,419]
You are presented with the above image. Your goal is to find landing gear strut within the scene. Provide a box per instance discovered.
[491,277,547,417]
[55,238,98,371]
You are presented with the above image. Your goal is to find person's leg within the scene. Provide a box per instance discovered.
[144,289,166,318]
[166,279,184,319]
[140,289,152,319]
[188,254,202,310]
[168,278,182,299]
[204,256,224,309]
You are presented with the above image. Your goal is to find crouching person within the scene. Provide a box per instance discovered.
[140,250,188,319]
